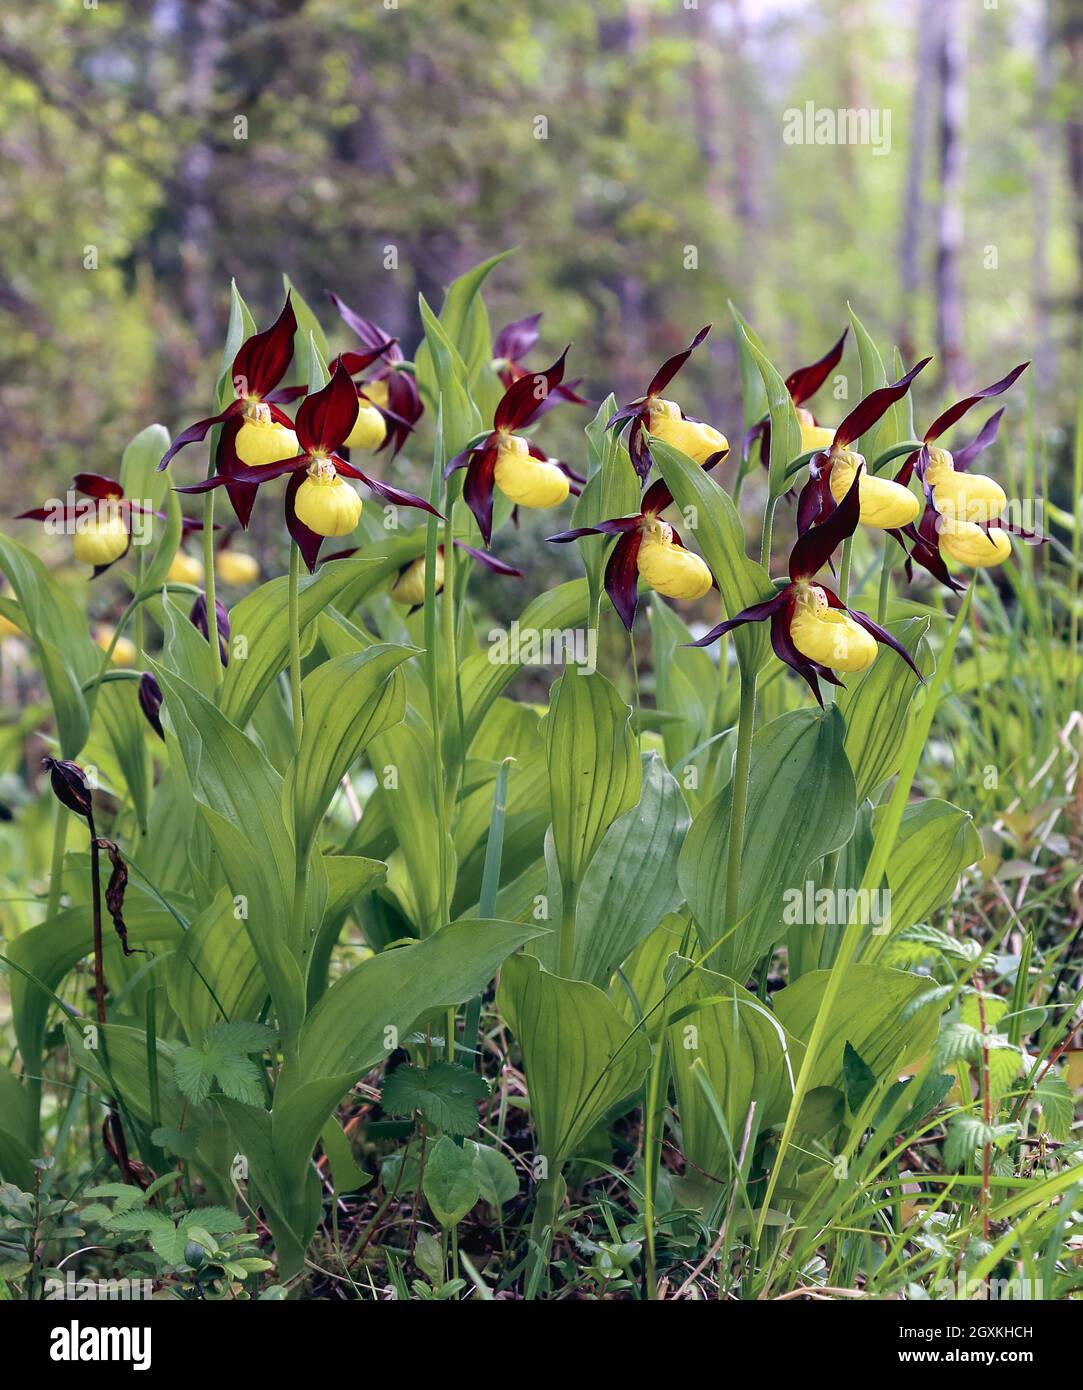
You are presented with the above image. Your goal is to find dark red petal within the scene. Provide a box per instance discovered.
[444,442,483,479]
[952,408,1005,472]
[265,383,308,405]
[834,358,932,450]
[686,588,790,646]
[175,453,310,492]
[462,444,499,546]
[604,530,644,630]
[785,328,849,406]
[548,515,642,543]
[629,416,653,480]
[770,601,824,707]
[453,541,523,576]
[789,465,862,580]
[892,448,920,489]
[646,325,711,398]
[642,478,674,515]
[232,293,297,398]
[295,361,359,453]
[493,312,543,365]
[494,346,571,431]
[285,472,324,572]
[924,363,1029,443]
[73,473,124,500]
[346,466,442,518]
[991,517,1047,544]
[214,415,258,529]
[795,469,832,537]
[605,401,645,432]
[330,344,397,377]
[843,605,926,682]
[327,292,404,364]
[157,405,239,471]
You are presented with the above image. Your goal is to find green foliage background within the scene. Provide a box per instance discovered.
[2,0,1081,499]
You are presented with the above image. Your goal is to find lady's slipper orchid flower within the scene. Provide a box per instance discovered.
[889,364,1042,587]
[157,295,307,526]
[15,473,200,577]
[548,474,715,630]
[744,328,849,466]
[445,348,579,544]
[693,469,923,705]
[214,545,260,587]
[389,542,522,613]
[892,363,1029,523]
[491,312,590,411]
[167,550,204,586]
[329,293,424,458]
[607,326,728,478]
[94,625,136,667]
[796,359,931,535]
[176,363,439,571]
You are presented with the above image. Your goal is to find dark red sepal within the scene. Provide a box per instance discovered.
[785,328,848,406]
[157,402,242,471]
[834,358,932,450]
[231,293,297,399]
[494,347,571,431]
[789,465,862,580]
[73,473,124,500]
[493,313,543,367]
[687,588,790,647]
[953,409,1005,472]
[646,325,711,397]
[453,541,523,577]
[295,362,359,454]
[461,443,499,546]
[603,529,644,631]
[923,363,1029,443]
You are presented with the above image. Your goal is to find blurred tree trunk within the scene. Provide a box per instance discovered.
[897,0,941,363]
[934,0,968,391]
[178,0,227,354]
[1031,0,1055,389]
[1061,4,1083,309]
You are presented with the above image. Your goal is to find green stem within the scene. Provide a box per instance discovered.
[45,800,68,917]
[876,546,892,625]
[202,488,223,681]
[288,542,303,753]
[558,890,578,979]
[837,536,854,606]
[724,670,757,932]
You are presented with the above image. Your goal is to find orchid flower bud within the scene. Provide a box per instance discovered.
[828,447,919,529]
[235,403,299,468]
[138,673,165,740]
[293,460,364,536]
[493,433,570,509]
[42,757,95,826]
[636,519,712,601]
[646,399,729,467]
[789,584,877,673]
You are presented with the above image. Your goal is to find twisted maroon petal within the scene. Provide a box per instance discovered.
[924,363,1029,443]
[157,402,242,471]
[687,588,790,647]
[834,358,932,450]
[952,409,1005,472]
[453,541,523,576]
[295,361,359,454]
[327,292,404,364]
[646,325,711,397]
[493,312,543,365]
